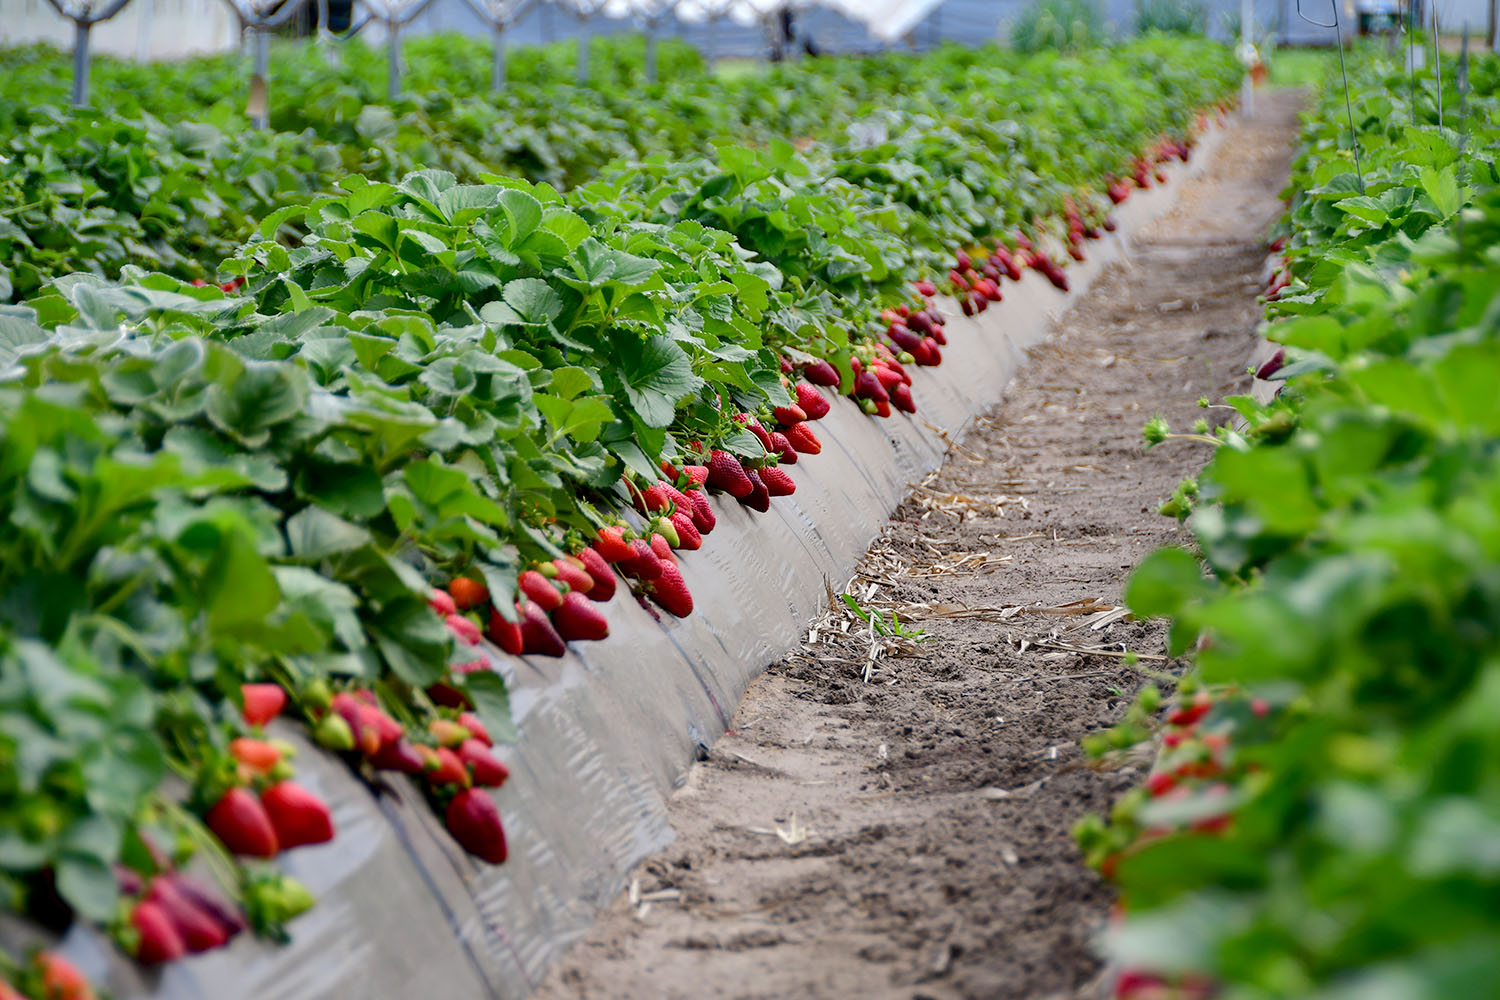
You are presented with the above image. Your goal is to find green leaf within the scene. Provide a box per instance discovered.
[613,334,704,428]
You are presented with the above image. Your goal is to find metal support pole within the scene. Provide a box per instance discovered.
[71,19,92,108]
[251,26,270,128]
[644,19,657,82]
[388,17,401,102]
[576,12,589,84]
[706,15,717,67]
[492,21,507,92]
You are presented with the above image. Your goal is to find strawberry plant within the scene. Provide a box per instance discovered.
[1081,43,1500,1000]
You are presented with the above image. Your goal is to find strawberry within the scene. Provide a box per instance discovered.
[448,577,489,610]
[651,515,680,548]
[906,311,933,335]
[772,404,807,426]
[873,398,892,418]
[619,539,663,580]
[891,383,917,414]
[670,511,702,550]
[519,569,565,612]
[229,737,280,774]
[445,614,482,646]
[553,590,610,641]
[371,738,426,773]
[312,712,355,752]
[734,414,775,453]
[459,738,510,788]
[205,788,278,858]
[954,249,972,271]
[759,465,796,496]
[801,358,840,386]
[793,382,830,420]
[971,293,989,314]
[458,711,492,746]
[520,600,566,657]
[576,547,617,601]
[648,560,694,617]
[960,297,975,318]
[145,877,228,953]
[1014,230,1034,252]
[240,683,286,727]
[871,364,903,391]
[594,526,634,563]
[36,953,94,1000]
[739,471,771,512]
[550,557,596,597]
[922,337,944,364]
[779,355,793,373]
[650,533,677,563]
[886,323,924,354]
[630,480,672,514]
[162,872,246,939]
[680,464,709,487]
[785,422,821,455]
[1255,349,1285,380]
[421,746,469,787]
[446,788,507,864]
[487,605,525,654]
[915,279,936,297]
[429,719,470,747]
[1068,243,1086,262]
[428,588,458,616]
[768,431,797,464]
[854,369,889,403]
[685,489,717,533]
[261,782,335,849]
[707,450,755,497]
[131,900,187,964]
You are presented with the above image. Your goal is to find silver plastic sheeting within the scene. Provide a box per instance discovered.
[27,124,1225,1000]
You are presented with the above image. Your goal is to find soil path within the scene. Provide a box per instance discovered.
[535,91,1302,1000]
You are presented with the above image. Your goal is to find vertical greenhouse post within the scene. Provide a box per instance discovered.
[457,0,538,94]
[43,0,137,108]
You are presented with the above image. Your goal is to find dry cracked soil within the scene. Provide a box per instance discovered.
[534,90,1303,1000]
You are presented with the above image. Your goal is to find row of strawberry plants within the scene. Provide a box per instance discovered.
[1,34,1236,303]
[1076,45,1500,999]
[0,49,1236,999]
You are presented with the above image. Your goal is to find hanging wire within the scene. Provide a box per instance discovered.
[1296,0,1364,191]
[1431,2,1442,129]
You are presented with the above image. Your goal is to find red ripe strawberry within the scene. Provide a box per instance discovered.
[960,297,975,318]
[927,323,947,345]
[445,788,507,864]
[887,323,924,354]
[772,404,807,426]
[487,605,525,654]
[874,399,892,418]
[853,369,889,403]
[979,278,1003,302]
[576,547,616,601]
[331,692,377,755]
[240,683,286,727]
[733,414,774,453]
[1068,243,1086,262]
[649,560,694,617]
[260,782,334,849]
[650,533,676,563]
[891,383,917,414]
[707,450,755,498]
[906,311,933,335]
[458,711,491,746]
[948,269,970,292]
[206,787,278,858]
[685,489,716,534]
[448,577,489,610]
[769,431,797,464]
[801,359,840,386]
[922,337,944,364]
[669,511,702,550]
[458,738,510,788]
[915,279,936,297]
[445,614,481,646]
[550,558,595,597]
[421,746,469,787]
[594,526,634,563]
[146,877,228,953]
[131,900,187,964]
[785,422,821,455]
[631,481,671,514]
[371,738,425,774]
[971,293,989,314]
[1255,349,1285,380]
[739,471,771,512]
[1014,230,1034,252]
[779,355,793,373]
[553,590,610,641]
[680,464,709,487]
[519,569,565,611]
[793,382,830,420]
[759,466,796,497]
[520,600,566,657]
[429,588,458,616]
[871,364,903,391]
[162,872,245,939]
[955,249,972,271]
[619,539,663,580]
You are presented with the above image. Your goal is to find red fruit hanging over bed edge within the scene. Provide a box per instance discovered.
[445,788,507,864]
[261,782,335,849]
[553,591,610,642]
[206,787,278,858]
